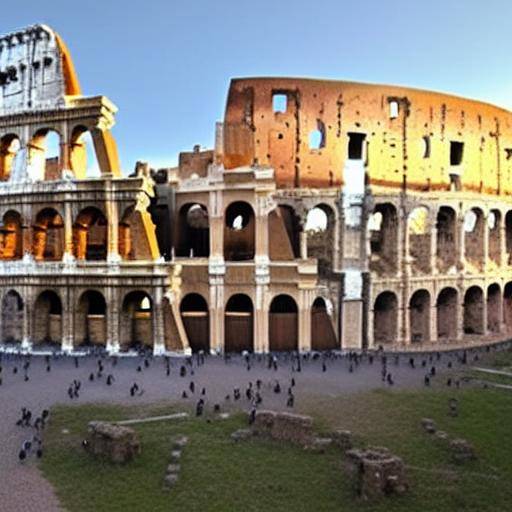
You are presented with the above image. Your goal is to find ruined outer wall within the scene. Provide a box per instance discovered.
[223,77,512,194]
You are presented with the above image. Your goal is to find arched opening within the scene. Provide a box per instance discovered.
[506,211,512,266]
[224,294,253,353]
[180,293,209,353]
[32,208,64,261]
[0,210,23,260]
[487,284,501,333]
[463,286,484,335]
[464,208,485,272]
[70,126,101,179]
[408,207,431,274]
[73,207,107,260]
[0,134,21,181]
[436,206,457,273]
[224,201,255,261]
[409,289,430,343]
[28,128,61,181]
[369,204,398,275]
[1,290,23,344]
[436,287,458,340]
[306,204,335,274]
[269,294,298,352]
[269,205,301,261]
[33,290,62,346]
[373,291,398,344]
[121,291,153,351]
[504,283,512,333]
[175,203,210,257]
[76,290,107,347]
[488,210,501,266]
[311,297,337,351]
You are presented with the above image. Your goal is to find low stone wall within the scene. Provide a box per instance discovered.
[252,410,314,446]
[85,421,141,463]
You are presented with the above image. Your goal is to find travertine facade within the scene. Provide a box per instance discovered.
[1,25,511,354]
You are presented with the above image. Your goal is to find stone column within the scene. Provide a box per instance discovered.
[106,287,120,353]
[61,285,74,352]
[429,304,438,344]
[21,291,31,350]
[457,215,466,271]
[481,296,488,337]
[298,289,312,352]
[209,280,224,354]
[152,286,166,355]
[500,222,507,268]
[63,201,74,262]
[483,214,490,272]
[456,298,464,341]
[430,224,438,275]
[254,284,269,353]
[106,198,120,263]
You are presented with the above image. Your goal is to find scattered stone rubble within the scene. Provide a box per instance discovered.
[163,436,189,490]
[85,421,141,463]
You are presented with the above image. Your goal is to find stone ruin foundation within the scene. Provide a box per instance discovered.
[85,421,141,463]
[345,447,408,501]
[251,410,314,446]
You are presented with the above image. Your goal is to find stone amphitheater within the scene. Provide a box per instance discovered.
[0,24,511,354]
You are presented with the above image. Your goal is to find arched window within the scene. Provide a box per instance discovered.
[0,134,21,181]
[28,128,61,181]
[121,291,153,350]
[73,207,108,260]
[180,293,209,353]
[176,203,209,257]
[76,290,107,347]
[373,291,398,344]
[225,294,253,353]
[224,202,255,261]
[269,294,298,352]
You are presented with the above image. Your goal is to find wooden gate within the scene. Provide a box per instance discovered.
[225,312,253,352]
[311,308,337,350]
[182,311,209,352]
[269,312,298,351]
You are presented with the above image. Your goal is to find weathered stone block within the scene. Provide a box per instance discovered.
[85,421,141,464]
[252,410,314,446]
[331,429,353,450]
[450,438,476,463]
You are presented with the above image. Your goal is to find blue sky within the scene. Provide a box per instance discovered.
[4,0,512,171]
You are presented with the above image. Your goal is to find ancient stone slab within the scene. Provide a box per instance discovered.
[421,418,437,434]
[450,438,476,464]
[331,429,353,450]
[252,410,314,446]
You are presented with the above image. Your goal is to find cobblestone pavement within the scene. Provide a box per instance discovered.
[0,344,505,511]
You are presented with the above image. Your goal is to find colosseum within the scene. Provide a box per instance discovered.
[1,23,511,354]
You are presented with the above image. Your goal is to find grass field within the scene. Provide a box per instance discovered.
[39,379,512,512]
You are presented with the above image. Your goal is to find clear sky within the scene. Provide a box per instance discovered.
[3,0,512,172]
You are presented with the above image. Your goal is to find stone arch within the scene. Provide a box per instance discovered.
[305,204,336,274]
[224,294,253,353]
[269,294,298,352]
[436,287,458,340]
[408,206,431,274]
[488,209,501,266]
[224,201,255,261]
[503,282,512,333]
[180,293,209,353]
[487,283,501,333]
[76,290,107,347]
[33,290,62,346]
[120,291,153,350]
[369,203,398,276]
[463,286,484,335]
[73,207,107,260]
[0,133,21,181]
[269,204,301,261]
[28,128,62,181]
[175,203,210,257]
[409,289,430,343]
[1,210,23,260]
[32,208,64,261]
[311,296,338,351]
[464,208,485,272]
[436,206,457,272]
[373,291,398,345]
[69,125,101,179]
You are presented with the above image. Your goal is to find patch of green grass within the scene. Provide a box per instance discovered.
[40,387,512,512]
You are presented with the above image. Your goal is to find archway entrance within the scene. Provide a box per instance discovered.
[224,294,253,353]
[180,294,209,353]
[1,290,23,344]
[34,290,62,345]
[487,284,501,333]
[373,292,398,344]
[504,283,512,333]
[76,290,107,347]
[73,207,107,260]
[32,208,64,261]
[463,286,484,335]
[311,297,337,350]
[436,287,458,340]
[409,290,430,343]
[121,291,153,350]
[269,294,298,352]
